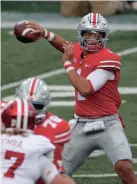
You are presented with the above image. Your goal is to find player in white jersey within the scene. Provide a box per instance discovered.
[1,98,76,184]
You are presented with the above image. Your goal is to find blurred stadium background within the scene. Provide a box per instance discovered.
[1,1,137,184]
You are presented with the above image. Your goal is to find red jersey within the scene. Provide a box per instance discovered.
[34,112,71,169]
[35,112,70,184]
[73,42,121,117]
[35,112,71,144]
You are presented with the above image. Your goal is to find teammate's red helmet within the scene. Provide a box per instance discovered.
[1,98,36,131]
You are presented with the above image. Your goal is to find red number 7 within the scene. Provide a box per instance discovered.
[4,150,25,178]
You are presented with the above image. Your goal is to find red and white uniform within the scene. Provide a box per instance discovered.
[73,43,121,117]
[0,101,8,130]
[35,112,71,169]
[35,112,70,184]
[1,133,58,184]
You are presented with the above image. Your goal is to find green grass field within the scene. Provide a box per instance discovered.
[1,29,137,183]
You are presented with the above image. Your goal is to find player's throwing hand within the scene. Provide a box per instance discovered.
[62,43,74,63]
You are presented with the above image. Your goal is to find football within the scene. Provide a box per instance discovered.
[14,20,36,43]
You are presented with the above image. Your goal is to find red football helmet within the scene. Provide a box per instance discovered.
[1,98,36,131]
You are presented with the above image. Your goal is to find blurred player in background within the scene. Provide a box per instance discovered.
[15,78,72,184]
[23,12,137,184]
[1,98,75,184]
[16,77,71,168]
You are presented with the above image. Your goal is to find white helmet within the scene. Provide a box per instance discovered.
[16,78,51,114]
[77,13,109,52]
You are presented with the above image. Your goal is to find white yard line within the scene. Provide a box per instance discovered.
[133,158,137,164]
[1,47,137,92]
[117,47,137,56]
[1,69,64,91]
[72,172,137,178]
[130,144,137,147]
[50,100,127,106]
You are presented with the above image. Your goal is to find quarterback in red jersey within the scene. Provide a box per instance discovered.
[71,42,121,117]
[18,13,137,184]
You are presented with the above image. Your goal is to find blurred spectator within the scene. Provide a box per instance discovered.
[60,1,125,17]
[125,1,137,11]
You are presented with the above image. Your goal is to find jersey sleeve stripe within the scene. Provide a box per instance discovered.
[55,130,71,138]
[54,131,71,143]
[54,135,71,144]
[98,65,120,70]
[100,60,121,65]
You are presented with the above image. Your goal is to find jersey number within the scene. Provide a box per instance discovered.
[43,116,62,128]
[4,150,25,178]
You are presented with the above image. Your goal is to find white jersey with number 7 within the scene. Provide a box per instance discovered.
[1,133,59,184]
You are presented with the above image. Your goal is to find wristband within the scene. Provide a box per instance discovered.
[44,29,55,41]
[64,61,74,73]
